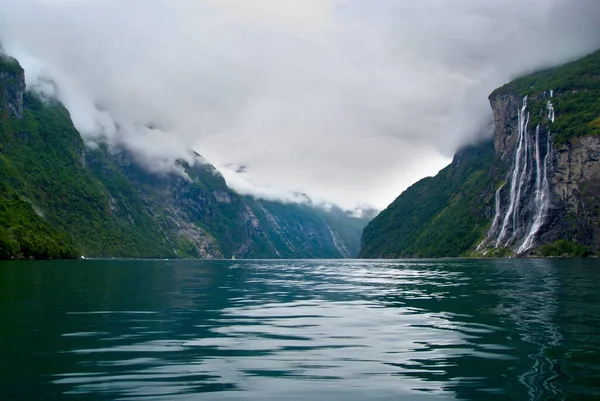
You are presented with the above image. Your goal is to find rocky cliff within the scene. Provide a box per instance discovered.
[0,54,369,260]
[478,48,600,256]
[360,49,600,258]
[0,55,24,119]
[552,135,600,248]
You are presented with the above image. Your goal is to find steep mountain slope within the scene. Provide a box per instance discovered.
[1,57,80,260]
[95,148,370,259]
[360,49,600,258]
[0,54,369,260]
[1,56,175,259]
[359,141,494,258]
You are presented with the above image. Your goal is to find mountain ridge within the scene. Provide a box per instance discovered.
[0,54,369,260]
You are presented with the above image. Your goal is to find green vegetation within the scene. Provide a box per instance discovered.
[175,234,201,259]
[0,54,22,75]
[493,49,600,145]
[7,96,173,258]
[0,191,80,259]
[536,240,591,258]
[0,59,174,259]
[359,140,495,258]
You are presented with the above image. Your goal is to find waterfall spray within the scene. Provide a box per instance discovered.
[547,101,555,123]
[534,125,541,195]
[519,131,552,253]
[480,91,556,254]
[496,96,528,247]
[476,183,505,251]
[510,111,531,244]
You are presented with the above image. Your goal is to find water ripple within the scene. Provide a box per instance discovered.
[1,259,599,400]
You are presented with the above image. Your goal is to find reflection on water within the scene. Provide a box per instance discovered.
[0,259,599,400]
[492,260,562,400]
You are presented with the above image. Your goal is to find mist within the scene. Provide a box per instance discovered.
[1,0,599,209]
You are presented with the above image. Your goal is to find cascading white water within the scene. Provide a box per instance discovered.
[510,112,531,244]
[493,184,505,233]
[496,96,529,247]
[534,125,542,195]
[519,126,543,252]
[547,101,555,123]
[519,131,552,253]
[476,183,505,251]
[481,92,556,254]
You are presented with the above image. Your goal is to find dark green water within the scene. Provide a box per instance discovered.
[1,259,599,400]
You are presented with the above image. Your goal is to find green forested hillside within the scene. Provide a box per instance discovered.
[0,55,174,258]
[493,49,600,145]
[0,95,173,258]
[359,141,495,258]
[0,192,80,259]
[1,57,81,259]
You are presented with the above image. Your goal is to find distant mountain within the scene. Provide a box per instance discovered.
[0,54,370,260]
[360,49,600,258]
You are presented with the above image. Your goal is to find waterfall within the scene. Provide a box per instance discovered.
[496,96,529,247]
[547,101,555,123]
[534,125,542,196]
[480,92,555,254]
[510,112,530,243]
[476,183,505,251]
[519,131,552,253]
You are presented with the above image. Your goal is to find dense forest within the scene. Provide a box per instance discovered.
[0,57,174,259]
[359,141,495,258]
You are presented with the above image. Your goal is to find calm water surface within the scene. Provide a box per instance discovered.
[1,259,599,400]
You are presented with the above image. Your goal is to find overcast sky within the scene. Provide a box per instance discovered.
[1,0,599,209]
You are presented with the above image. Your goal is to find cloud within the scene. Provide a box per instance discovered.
[219,163,314,204]
[0,0,599,209]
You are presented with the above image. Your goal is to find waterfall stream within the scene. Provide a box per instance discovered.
[511,111,531,244]
[547,101,555,123]
[482,93,554,255]
[519,131,551,253]
[476,183,505,251]
[496,96,529,247]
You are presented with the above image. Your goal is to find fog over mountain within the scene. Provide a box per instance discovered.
[1,0,599,209]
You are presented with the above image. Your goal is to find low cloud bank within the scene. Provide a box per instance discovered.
[1,0,599,209]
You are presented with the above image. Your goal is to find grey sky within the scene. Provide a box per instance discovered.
[1,0,599,209]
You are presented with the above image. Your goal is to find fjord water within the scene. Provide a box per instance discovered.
[1,259,599,400]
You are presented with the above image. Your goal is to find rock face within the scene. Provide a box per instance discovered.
[480,90,600,255]
[553,136,600,211]
[548,136,600,249]
[476,92,555,254]
[101,150,369,259]
[489,93,520,160]
[0,56,24,119]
